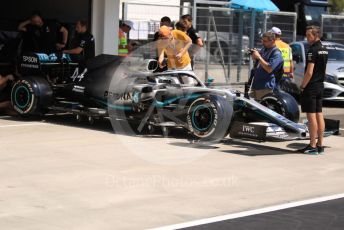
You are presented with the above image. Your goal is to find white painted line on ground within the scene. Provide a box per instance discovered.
[0,123,48,128]
[150,193,344,230]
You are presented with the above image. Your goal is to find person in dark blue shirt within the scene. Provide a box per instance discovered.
[249,32,284,100]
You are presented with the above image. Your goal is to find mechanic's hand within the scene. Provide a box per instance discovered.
[176,52,183,61]
[158,61,166,69]
[56,43,66,50]
[55,51,63,59]
[251,50,261,60]
[6,74,15,81]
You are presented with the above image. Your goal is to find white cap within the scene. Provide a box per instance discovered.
[123,20,135,30]
[270,27,282,35]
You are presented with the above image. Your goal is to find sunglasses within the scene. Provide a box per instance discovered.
[261,39,270,43]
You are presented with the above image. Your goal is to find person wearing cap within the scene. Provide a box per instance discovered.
[157,25,192,70]
[270,27,294,78]
[118,20,135,56]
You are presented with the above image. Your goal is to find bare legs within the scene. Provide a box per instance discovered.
[316,112,325,147]
[306,112,325,147]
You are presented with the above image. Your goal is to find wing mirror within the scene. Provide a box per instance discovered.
[141,59,159,72]
[205,77,214,86]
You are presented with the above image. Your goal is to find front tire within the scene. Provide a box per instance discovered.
[261,92,300,123]
[278,78,301,101]
[187,95,233,142]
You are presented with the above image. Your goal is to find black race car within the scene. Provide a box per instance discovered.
[9,52,322,142]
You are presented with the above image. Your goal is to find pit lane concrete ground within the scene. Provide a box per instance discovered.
[0,104,343,230]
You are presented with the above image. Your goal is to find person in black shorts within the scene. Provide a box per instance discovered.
[18,12,68,53]
[63,20,95,62]
[299,25,328,154]
[181,14,203,69]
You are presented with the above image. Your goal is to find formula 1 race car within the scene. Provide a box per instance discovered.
[9,53,338,142]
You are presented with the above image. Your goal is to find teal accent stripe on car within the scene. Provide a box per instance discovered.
[154,93,201,108]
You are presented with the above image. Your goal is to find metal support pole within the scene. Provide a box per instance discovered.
[211,13,228,83]
[293,13,297,42]
[262,12,267,35]
[237,9,244,83]
[321,14,324,38]
[122,2,127,21]
[205,11,211,83]
[227,8,233,84]
[248,9,256,80]
[193,1,198,28]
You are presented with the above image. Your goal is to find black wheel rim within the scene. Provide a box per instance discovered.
[14,85,31,109]
[191,104,214,132]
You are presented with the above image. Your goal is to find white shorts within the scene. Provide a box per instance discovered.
[170,63,192,71]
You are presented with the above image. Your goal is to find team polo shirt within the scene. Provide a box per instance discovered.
[72,31,95,60]
[305,40,328,86]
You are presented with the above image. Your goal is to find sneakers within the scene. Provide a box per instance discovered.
[317,145,325,154]
[297,144,318,155]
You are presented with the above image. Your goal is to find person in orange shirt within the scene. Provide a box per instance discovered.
[270,27,294,78]
[157,26,192,70]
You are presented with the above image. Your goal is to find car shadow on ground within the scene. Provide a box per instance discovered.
[220,138,300,156]
[0,113,192,140]
[0,114,333,153]
[0,113,115,133]
[169,141,220,150]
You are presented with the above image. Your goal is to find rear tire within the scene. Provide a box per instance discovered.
[187,95,233,142]
[11,77,53,115]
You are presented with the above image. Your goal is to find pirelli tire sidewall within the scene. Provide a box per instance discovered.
[11,77,52,115]
[187,95,233,142]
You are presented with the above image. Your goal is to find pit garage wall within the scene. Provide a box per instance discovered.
[1,0,92,30]
[0,0,119,56]
[91,0,120,55]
